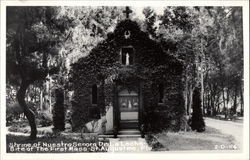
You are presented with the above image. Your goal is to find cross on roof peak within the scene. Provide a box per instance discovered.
[123,6,132,19]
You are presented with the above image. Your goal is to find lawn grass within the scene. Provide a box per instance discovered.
[8,125,54,135]
[205,116,243,123]
[146,126,237,151]
[7,122,238,152]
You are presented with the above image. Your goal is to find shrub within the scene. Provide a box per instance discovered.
[8,125,29,133]
[6,103,23,121]
[6,102,37,125]
[52,88,65,131]
[145,134,166,151]
[190,86,205,132]
[37,110,53,127]
[8,121,30,133]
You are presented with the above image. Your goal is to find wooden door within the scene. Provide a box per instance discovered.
[118,89,139,121]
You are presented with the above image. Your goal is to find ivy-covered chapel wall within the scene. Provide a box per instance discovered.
[71,85,91,131]
[141,70,184,132]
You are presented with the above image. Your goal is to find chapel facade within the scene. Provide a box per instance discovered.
[70,7,185,137]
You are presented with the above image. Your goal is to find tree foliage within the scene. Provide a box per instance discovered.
[143,7,157,38]
[156,6,243,117]
[6,7,71,139]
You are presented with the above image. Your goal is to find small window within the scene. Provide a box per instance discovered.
[121,47,134,65]
[158,83,164,103]
[92,84,97,105]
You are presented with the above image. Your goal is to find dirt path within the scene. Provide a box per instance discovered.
[204,117,243,150]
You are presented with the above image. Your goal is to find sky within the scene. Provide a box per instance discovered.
[132,6,165,19]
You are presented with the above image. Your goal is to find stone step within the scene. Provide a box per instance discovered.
[121,120,138,123]
[120,120,139,129]
[117,134,141,138]
[118,129,141,135]
[98,134,115,138]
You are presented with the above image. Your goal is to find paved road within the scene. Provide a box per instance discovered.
[204,117,243,150]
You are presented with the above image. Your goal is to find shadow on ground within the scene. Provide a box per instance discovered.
[145,126,237,151]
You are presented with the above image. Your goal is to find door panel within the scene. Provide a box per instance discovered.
[118,89,139,121]
[119,96,138,112]
[120,112,138,120]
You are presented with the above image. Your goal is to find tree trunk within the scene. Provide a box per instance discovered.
[211,90,216,116]
[204,91,207,115]
[207,90,211,116]
[209,83,214,116]
[233,84,238,114]
[216,94,220,115]
[200,67,204,115]
[222,88,226,112]
[240,85,243,116]
[200,58,204,116]
[40,89,43,110]
[188,86,193,117]
[48,77,52,113]
[184,78,188,116]
[225,88,230,119]
[183,77,189,132]
[17,81,37,139]
[34,86,37,103]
